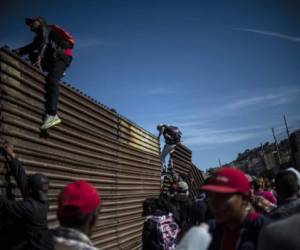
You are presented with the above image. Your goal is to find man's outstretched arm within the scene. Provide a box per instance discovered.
[3,143,28,197]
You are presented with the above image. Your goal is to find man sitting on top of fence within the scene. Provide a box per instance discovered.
[14,16,74,130]
[157,124,182,174]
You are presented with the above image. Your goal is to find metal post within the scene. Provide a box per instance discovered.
[260,143,268,171]
[272,128,282,165]
[284,114,296,167]
[283,114,290,138]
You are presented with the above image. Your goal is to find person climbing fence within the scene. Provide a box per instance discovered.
[157,124,182,174]
[14,16,74,130]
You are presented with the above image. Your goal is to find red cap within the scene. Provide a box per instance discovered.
[58,180,100,215]
[200,167,250,194]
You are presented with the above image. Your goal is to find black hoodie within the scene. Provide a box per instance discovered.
[0,159,53,250]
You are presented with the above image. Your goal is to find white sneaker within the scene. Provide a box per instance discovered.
[40,115,62,130]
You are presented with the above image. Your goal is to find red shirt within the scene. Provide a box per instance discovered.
[221,212,259,250]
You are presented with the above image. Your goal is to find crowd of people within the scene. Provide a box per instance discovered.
[142,164,300,250]
[3,140,300,250]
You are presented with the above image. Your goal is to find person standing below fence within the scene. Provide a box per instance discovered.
[142,197,179,250]
[0,142,52,250]
[170,181,194,243]
[52,180,101,250]
[200,167,270,250]
[258,212,300,250]
[14,16,73,130]
[268,169,300,220]
[157,124,182,174]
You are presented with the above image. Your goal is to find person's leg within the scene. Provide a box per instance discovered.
[169,144,176,155]
[45,59,66,116]
[41,56,71,129]
[161,144,169,169]
[161,144,176,171]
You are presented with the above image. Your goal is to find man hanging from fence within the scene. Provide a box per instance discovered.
[0,142,52,249]
[13,16,74,130]
[157,124,182,174]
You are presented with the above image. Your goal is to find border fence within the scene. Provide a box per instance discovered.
[0,47,204,249]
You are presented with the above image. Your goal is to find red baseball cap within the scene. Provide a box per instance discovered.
[200,167,250,194]
[58,180,100,215]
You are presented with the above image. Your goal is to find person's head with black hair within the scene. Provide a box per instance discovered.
[275,170,299,205]
[142,197,171,217]
[57,180,101,236]
[156,124,165,131]
[142,198,157,217]
[253,178,264,193]
[157,196,172,214]
[25,17,47,33]
[26,173,49,202]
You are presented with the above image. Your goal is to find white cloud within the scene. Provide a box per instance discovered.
[224,86,300,110]
[231,27,300,43]
[179,122,274,147]
[184,131,255,145]
[225,94,282,110]
[142,87,177,95]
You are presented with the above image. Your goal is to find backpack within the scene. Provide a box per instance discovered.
[147,213,180,250]
[49,25,75,48]
[168,126,182,143]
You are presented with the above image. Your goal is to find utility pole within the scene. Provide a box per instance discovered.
[283,114,290,138]
[283,114,294,166]
[260,142,265,158]
[260,142,267,171]
[272,128,282,165]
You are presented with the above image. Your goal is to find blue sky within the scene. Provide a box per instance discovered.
[1,0,300,170]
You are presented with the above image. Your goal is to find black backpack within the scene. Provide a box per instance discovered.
[165,126,182,144]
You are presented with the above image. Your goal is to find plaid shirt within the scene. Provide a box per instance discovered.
[52,227,98,250]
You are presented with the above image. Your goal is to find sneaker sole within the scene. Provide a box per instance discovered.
[40,119,62,130]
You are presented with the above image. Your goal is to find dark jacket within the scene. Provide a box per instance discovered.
[268,197,300,220]
[191,199,207,225]
[0,159,52,250]
[17,17,71,60]
[208,212,270,250]
[258,213,300,250]
[160,125,181,144]
[170,194,193,240]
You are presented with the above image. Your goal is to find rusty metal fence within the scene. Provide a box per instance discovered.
[0,46,205,249]
[0,47,162,250]
[162,144,204,199]
[188,164,205,200]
